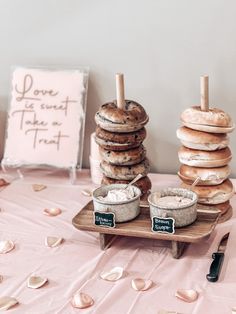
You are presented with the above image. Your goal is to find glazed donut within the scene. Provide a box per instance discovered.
[178,164,231,186]
[178,146,232,168]
[181,179,234,205]
[95,126,146,151]
[99,145,146,166]
[181,106,234,133]
[101,175,152,195]
[95,100,149,133]
[176,127,229,151]
[100,158,150,180]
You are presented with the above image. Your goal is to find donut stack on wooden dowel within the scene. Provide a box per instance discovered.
[177,76,235,220]
[94,74,151,199]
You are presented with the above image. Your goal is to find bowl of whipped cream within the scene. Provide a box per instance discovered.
[93,184,141,222]
[148,188,198,227]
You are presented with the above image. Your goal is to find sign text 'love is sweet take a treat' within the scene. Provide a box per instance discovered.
[3,67,88,169]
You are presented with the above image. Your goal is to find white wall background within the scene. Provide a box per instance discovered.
[0,0,235,177]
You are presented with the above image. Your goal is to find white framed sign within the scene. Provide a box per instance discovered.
[2,66,88,171]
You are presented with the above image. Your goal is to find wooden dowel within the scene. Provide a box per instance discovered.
[116,73,126,110]
[200,75,209,111]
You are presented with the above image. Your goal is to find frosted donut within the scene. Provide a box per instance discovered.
[95,100,149,133]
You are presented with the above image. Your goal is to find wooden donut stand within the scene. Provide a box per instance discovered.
[199,76,233,221]
[180,76,233,222]
[72,201,221,259]
[73,75,232,259]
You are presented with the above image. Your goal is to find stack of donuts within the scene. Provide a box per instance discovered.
[177,76,235,219]
[94,74,151,199]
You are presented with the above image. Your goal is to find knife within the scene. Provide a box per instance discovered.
[206,232,229,282]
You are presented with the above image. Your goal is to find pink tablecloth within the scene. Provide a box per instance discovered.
[0,169,236,314]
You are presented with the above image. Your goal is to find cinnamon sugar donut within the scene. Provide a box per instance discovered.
[99,145,146,166]
[95,100,149,132]
[95,126,146,151]
[100,158,150,180]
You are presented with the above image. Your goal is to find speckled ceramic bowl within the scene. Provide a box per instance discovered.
[148,188,198,227]
[92,184,141,223]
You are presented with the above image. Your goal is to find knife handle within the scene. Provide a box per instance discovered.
[206,252,224,282]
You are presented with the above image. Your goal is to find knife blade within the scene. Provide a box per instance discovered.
[206,232,229,282]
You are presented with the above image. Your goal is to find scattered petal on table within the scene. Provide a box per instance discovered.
[43,208,62,216]
[0,240,14,254]
[27,276,48,289]
[0,179,9,187]
[45,236,63,248]
[131,278,152,291]
[175,289,198,303]
[71,292,94,309]
[32,184,47,192]
[0,296,18,310]
[100,266,124,281]
[81,189,92,197]
[158,310,179,314]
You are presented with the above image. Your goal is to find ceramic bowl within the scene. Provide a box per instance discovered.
[148,188,198,227]
[92,184,141,223]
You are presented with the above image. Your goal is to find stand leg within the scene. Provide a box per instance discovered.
[99,233,117,250]
[171,241,187,259]
[17,169,24,179]
[69,167,77,185]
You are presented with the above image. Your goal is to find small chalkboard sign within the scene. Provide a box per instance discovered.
[94,211,115,228]
[152,216,175,234]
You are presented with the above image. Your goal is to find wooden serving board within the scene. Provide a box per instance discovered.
[72,201,221,259]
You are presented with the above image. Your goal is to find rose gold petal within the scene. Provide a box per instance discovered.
[0,297,18,310]
[100,267,124,281]
[45,236,63,248]
[81,189,92,197]
[0,179,9,187]
[0,240,14,254]
[158,311,179,314]
[27,276,48,289]
[32,184,47,192]
[43,208,62,216]
[131,278,152,291]
[71,292,94,309]
[175,289,198,303]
